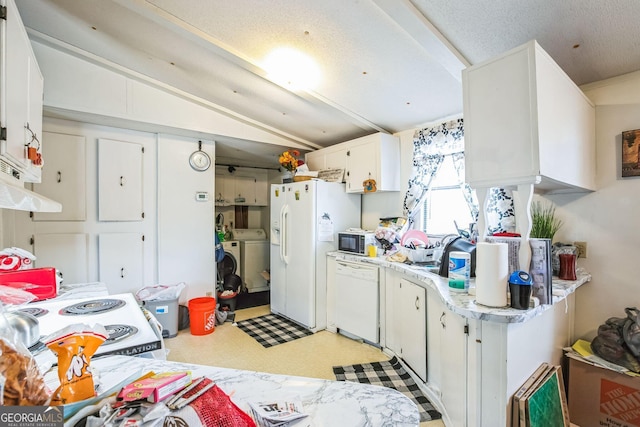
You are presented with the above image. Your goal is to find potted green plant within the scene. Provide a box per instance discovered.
[530,201,562,241]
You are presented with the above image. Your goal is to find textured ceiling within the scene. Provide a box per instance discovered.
[16,0,640,168]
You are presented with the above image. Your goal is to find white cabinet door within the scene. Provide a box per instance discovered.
[346,141,377,193]
[33,233,88,284]
[325,148,347,171]
[215,173,233,205]
[32,132,86,221]
[98,233,144,295]
[254,170,268,206]
[304,151,324,171]
[344,133,400,193]
[399,279,427,382]
[98,139,143,221]
[462,40,595,193]
[234,175,256,204]
[439,306,468,427]
[1,0,43,183]
[384,269,403,355]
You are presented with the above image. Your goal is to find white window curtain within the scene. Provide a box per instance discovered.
[402,118,516,235]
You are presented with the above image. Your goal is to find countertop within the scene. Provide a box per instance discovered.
[330,252,591,324]
[64,355,420,426]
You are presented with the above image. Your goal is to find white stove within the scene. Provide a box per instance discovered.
[15,292,162,358]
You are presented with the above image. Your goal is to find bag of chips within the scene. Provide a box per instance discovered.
[45,324,108,405]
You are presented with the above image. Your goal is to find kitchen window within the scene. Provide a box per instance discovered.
[419,155,473,236]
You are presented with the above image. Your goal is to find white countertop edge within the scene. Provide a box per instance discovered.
[330,252,591,324]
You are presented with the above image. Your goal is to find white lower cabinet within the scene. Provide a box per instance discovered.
[98,233,144,294]
[427,295,471,427]
[385,270,427,382]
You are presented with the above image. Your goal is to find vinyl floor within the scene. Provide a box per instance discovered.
[165,305,445,427]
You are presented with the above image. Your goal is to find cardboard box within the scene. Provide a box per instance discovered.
[119,371,191,403]
[568,355,640,427]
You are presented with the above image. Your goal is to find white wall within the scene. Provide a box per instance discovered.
[157,135,215,302]
[3,118,158,290]
[548,71,640,340]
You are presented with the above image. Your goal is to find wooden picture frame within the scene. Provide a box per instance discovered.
[622,129,640,178]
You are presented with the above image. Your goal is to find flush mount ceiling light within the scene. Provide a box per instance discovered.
[263,47,321,91]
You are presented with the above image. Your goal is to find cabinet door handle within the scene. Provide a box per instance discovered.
[120,268,126,278]
[440,311,446,328]
[120,176,126,186]
[57,171,62,183]
[415,296,420,310]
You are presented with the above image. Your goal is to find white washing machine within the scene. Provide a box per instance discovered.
[217,240,240,286]
[234,229,269,293]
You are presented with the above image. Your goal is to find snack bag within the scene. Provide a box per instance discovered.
[0,338,51,405]
[44,324,108,405]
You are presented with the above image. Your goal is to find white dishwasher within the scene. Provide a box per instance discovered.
[334,260,379,343]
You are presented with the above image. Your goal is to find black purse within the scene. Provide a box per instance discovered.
[438,236,477,278]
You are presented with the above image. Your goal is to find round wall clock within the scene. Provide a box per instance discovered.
[189,141,211,171]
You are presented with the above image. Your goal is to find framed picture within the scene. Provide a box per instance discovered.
[622,129,640,177]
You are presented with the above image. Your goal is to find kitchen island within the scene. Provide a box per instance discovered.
[328,252,590,427]
[63,355,420,426]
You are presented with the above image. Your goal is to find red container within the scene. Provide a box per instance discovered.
[0,267,58,301]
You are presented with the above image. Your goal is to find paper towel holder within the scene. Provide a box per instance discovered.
[439,237,477,278]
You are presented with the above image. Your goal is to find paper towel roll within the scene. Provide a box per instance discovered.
[475,242,509,307]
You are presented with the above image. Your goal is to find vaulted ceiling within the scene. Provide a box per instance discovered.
[16,0,640,168]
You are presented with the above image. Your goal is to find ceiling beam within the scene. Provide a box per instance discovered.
[372,0,469,82]
[111,0,392,135]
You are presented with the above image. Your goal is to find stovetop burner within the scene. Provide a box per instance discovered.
[104,324,138,345]
[18,307,49,318]
[59,298,126,316]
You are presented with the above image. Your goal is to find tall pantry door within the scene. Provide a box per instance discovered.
[284,182,317,328]
[269,184,286,315]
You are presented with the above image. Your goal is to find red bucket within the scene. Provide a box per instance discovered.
[188,297,216,335]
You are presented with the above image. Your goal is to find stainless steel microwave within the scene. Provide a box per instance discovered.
[338,231,376,256]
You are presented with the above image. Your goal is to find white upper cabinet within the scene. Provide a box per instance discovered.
[305,145,347,172]
[214,166,268,206]
[98,138,144,221]
[462,40,596,194]
[32,132,86,221]
[0,0,44,184]
[305,132,400,193]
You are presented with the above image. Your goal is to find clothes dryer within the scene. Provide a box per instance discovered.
[234,229,269,293]
[217,241,240,287]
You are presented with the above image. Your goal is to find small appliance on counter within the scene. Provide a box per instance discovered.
[338,230,376,256]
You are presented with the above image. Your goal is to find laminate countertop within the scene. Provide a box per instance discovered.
[330,251,590,324]
[62,355,420,426]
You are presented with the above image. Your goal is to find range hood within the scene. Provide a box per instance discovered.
[0,181,62,212]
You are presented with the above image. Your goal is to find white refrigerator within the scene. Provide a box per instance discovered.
[270,180,361,329]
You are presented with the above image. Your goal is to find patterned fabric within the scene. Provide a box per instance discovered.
[486,187,516,234]
[333,356,442,422]
[236,314,313,348]
[402,118,516,235]
[402,118,477,227]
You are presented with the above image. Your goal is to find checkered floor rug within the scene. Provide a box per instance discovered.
[333,356,442,422]
[236,313,313,348]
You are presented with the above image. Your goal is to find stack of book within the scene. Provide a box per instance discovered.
[248,399,308,427]
[512,363,570,427]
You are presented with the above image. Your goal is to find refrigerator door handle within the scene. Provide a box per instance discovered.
[281,204,290,265]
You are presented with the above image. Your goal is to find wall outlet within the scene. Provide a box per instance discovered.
[574,241,587,258]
